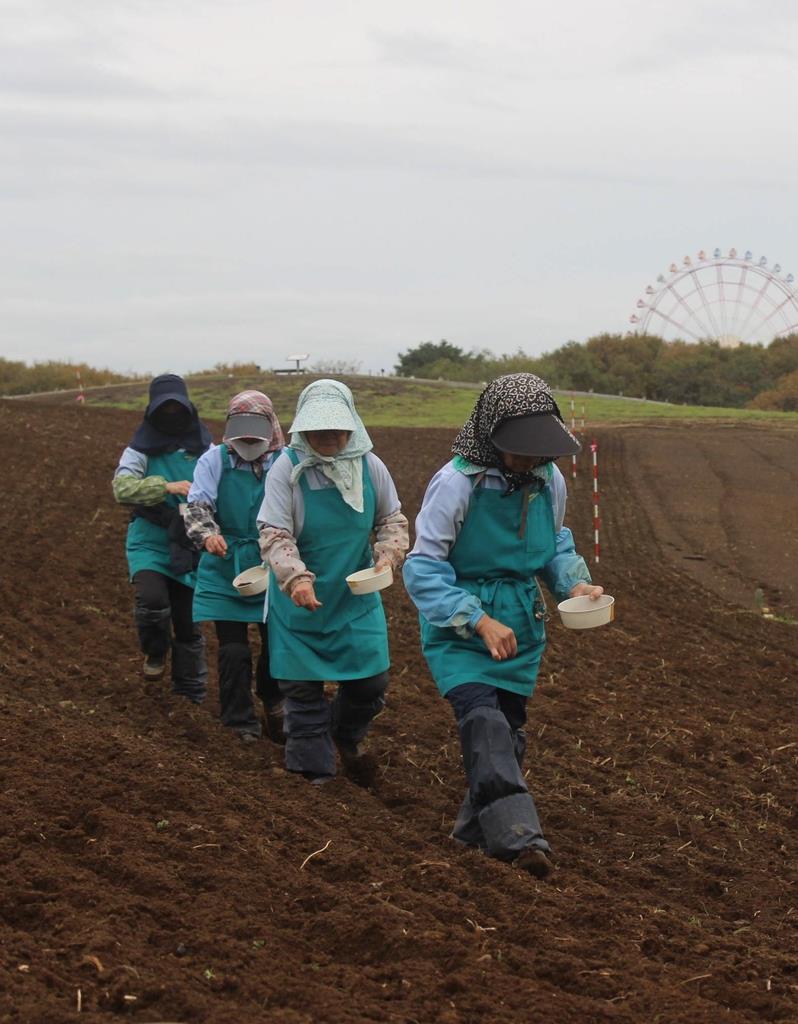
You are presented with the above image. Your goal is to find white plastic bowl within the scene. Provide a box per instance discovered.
[233,565,270,597]
[346,565,393,595]
[557,593,615,629]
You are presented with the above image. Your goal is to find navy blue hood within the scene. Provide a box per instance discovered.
[129,374,212,455]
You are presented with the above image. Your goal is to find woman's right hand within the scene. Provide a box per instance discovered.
[204,534,227,557]
[166,480,192,497]
[290,581,323,611]
[474,614,518,661]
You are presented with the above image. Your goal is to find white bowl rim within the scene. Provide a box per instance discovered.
[235,565,269,581]
[233,565,269,593]
[345,565,393,584]
[557,593,615,613]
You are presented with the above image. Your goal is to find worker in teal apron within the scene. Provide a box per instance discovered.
[258,379,409,784]
[403,373,604,878]
[184,391,286,743]
[112,374,212,702]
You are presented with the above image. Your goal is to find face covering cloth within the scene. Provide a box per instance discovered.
[129,374,212,456]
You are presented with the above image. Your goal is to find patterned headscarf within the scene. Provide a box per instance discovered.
[288,380,373,512]
[226,390,285,453]
[452,373,573,493]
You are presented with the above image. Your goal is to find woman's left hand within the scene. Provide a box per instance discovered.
[569,582,604,600]
[374,558,392,574]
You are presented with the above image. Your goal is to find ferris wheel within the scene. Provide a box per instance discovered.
[629,249,798,347]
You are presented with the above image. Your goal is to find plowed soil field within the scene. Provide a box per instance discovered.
[1,402,796,1024]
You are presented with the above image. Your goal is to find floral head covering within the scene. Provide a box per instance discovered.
[288,379,373,512]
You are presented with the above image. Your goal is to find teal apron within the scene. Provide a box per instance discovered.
[420,475,557,697]
[125,449,199,587]
[268,451,390,681]
[192,444,267,623]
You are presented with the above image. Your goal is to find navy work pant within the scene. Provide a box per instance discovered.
[278,672,389,778]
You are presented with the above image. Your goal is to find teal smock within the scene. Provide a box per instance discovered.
[420,475,557,697]
[125,449,199,587]
[192,444,268,623]
[268,449,390,682]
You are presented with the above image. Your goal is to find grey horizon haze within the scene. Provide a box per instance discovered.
[2,0,797,375]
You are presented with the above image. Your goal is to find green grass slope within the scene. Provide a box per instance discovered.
[14,373,798,428]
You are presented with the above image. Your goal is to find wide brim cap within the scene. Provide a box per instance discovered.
[224,413,273,442]
[146,392,193,416]
[289,397,357,435]
[491,412,581,457]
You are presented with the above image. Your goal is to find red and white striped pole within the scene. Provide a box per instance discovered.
[590,439,600,564]
[570,396,577,480]
[75,369,86,404]
[580,401,585,432]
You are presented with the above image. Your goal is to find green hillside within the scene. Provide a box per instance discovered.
[10,373,798,428]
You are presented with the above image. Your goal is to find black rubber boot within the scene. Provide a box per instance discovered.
[330,672,388,747]
[513,727,527,767]
[218,642,261,738]
[330,673,387,787]
[334,739,378,788]
[171,631,208,704]
[514,847,554,879]
[134,603,171,659]
[262,701,286,745]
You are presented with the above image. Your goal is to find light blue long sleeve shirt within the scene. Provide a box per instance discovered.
[403,460,591,635]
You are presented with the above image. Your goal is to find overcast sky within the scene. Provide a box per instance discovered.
[2,0,797,374]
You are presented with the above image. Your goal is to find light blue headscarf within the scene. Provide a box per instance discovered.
[288,379,373,512]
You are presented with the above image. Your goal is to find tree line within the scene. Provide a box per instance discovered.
[394,334,798,411]
[5,335,798,411]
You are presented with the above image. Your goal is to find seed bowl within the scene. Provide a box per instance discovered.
[557,593,615,629]
[346,565,393,595]
[233,566,269,597]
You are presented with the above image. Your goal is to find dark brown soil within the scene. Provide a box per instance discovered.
[621,425,798,617]
[1,402,796,1024]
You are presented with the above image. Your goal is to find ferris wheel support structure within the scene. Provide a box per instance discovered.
[629,249,798,346]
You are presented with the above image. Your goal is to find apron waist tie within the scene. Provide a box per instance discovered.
[467,577,547,623]
[222,536,262,578]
